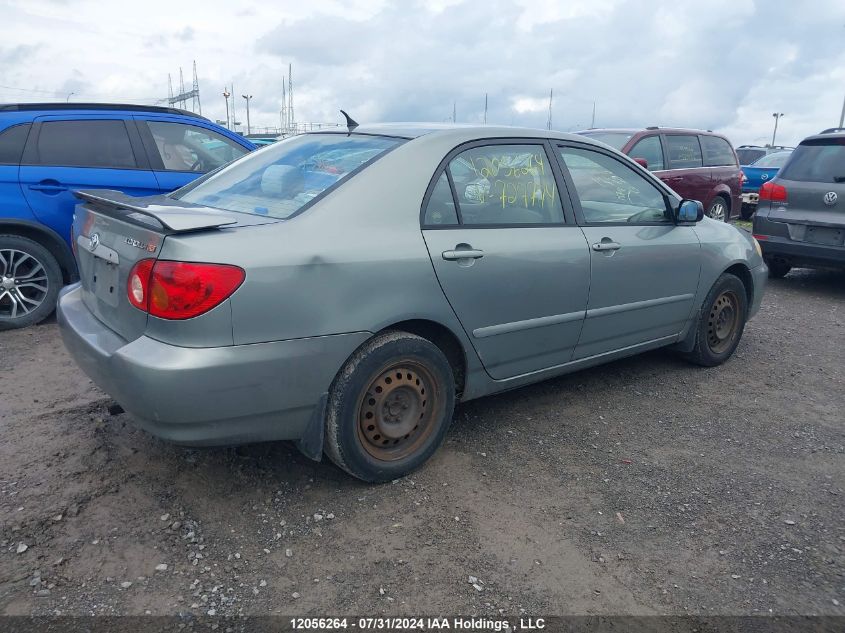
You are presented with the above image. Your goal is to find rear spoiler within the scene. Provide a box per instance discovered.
[74,190,239,233]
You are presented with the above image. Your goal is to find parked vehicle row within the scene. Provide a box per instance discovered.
[577,127,742,223]
[0,103,255,329]
[56,124,767,481]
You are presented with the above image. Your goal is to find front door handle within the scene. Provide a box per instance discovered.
[442,248,484,261]
[591,241,621,252]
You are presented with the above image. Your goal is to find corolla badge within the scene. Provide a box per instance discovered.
[88,233,100,252]
[823,191,838,206]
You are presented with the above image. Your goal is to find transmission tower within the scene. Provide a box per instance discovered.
[167,61,202,114]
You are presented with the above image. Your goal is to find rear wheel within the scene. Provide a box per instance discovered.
[683,273,748,367]
[0,235,62,331]
[707,196,730,223]
[324,331,456,482]
[767,259,791,279]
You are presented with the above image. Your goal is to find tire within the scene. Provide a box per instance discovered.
[767,259,791,279]
[324,330,456,482]
[683,273,748,367]
[0,235,62,331]
[740,203,755,220]
[707,196,730,223]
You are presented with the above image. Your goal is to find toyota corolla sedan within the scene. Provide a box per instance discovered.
[57,123,767,482]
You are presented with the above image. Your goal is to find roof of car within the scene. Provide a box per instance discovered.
[0,102,206,119]
[802,130,845,143]
[580,126,723,136]
[306,122,591,142]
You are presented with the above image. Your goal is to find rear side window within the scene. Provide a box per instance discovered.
[446,144,564,225]
[778,139,845,183]
[700,135,736,167]
[175,133,401,218]
[0,123,31,165]
[665,135,703,169]
[33,120,137,168]
[144,121,249,173]
[629,135,664,171]
[423,173,459,226]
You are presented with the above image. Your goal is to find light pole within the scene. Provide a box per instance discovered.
[222,89,231,129]
[65,92,74,102]
[242,94,252,136]
[771,112,784,146]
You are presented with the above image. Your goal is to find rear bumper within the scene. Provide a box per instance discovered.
[741,192,758,205]
[57,284,370,446]
[753,217,845,269]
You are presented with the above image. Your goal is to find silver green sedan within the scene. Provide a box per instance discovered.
[57,124,767,482]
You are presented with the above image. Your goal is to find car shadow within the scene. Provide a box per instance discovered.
[770,267,845,299]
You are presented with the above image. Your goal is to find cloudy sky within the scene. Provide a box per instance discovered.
[1,0,844,146]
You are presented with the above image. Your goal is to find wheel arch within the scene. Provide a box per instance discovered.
[0,220,77,283]
[723,262,753,307]
[376,318,467,400]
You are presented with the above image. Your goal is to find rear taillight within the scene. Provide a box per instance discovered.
[739,171,747,186]
[127,260,244,320]
[758,181,787,203]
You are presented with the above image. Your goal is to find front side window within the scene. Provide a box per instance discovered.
[34,120,136,168]
[145,121,249,173]
[700,135,736,167]
[665,135,703,169]
[629,135,665,171]
[175,133,401,218]
[559,146,670,224]
[446,144,564,225]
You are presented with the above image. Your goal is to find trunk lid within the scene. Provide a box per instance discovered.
[71,190,272,342]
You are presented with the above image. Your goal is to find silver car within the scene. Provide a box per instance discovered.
[57,124,767,482]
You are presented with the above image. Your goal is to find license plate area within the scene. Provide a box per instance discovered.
[805,226,844,246]
[91,257,120,307]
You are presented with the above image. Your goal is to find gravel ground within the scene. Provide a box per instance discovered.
[0,269,843,618]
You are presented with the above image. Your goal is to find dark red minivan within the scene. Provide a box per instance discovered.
[577,127,742,222]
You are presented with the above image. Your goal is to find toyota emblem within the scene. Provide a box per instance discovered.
[823,191,838,206]
[88,233,100,252]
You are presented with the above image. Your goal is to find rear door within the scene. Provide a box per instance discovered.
[19,116,159,246]
[134,116,252,192]
[556,142,701,359]
[421,140,591,380]
[658,134,711,205]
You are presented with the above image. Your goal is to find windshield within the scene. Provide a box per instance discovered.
[778,139,845,183]
[750,151,792,168]
[577,132,633,150]
[174,133,402,218]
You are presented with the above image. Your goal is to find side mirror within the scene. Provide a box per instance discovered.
[633,157,649,169]
[676,199,704,223]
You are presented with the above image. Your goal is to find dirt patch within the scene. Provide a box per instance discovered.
[1,269,843,616]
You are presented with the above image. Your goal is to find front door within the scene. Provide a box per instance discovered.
[556,143,702,360]
[134,117,251,193]
[421,141,591,380]
[19,116,159,247]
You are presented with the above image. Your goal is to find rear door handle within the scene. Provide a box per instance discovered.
[442,248,484,261]
[28,183,67,193]
[591,241,621,252]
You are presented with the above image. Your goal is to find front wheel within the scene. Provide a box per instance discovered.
[0,235,63,331]
[707,197,730,223]
[324,331,456,482]
[683,273,748,367]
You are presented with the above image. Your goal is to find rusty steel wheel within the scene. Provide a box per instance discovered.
[356,361,439,461]
[706,289,741,354]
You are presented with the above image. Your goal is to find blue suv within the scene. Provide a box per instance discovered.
[0,103,255,329]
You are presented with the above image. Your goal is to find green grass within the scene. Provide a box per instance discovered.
[733,219,753,231]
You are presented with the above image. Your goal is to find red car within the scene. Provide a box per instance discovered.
[577,127,742,222]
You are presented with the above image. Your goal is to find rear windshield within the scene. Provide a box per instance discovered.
[174,133,402,218]
[577,132,633,150]
[778,139,845,183]
[737,148,766,165]
[750,151,791,168]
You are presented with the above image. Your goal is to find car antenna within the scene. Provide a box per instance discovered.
[340,109,359,133]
